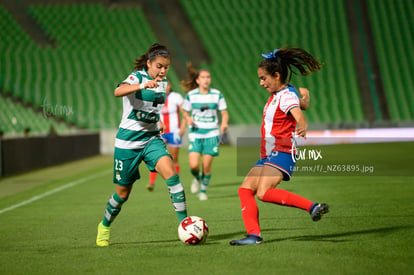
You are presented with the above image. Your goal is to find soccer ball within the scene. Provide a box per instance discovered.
[178,216,209,245]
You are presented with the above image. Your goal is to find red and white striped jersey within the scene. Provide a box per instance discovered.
[261,85,300,158]
[160,91,184,133]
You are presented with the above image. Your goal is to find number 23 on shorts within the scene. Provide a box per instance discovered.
[115,159,123,171]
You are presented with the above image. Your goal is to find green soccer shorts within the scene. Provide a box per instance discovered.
[188,136,220,156]
[113,138,171,186]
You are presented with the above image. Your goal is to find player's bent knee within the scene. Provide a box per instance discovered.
[256,192,266,201]
[115,185,132,201]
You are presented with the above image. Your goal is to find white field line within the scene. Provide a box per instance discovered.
[0,170,110,215]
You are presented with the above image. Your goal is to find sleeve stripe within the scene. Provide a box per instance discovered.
[285,104,300,114]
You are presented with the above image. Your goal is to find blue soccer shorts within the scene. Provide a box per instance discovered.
[161,132,182,147]
[255,151,296,181]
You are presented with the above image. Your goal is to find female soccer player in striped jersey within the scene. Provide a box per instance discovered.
[96,43,187,247]
[181,63,229,200]
[230,47,329,245]
[146,79,186,191]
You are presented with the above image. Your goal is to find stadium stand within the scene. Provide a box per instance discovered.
[0,3,182,133]
[0,95,70,135]
[367,0,414,121]
[180,0,365,124]
[1,0,413,136]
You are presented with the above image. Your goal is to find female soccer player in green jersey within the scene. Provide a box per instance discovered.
[96,43,187,247]
[181,63,229,201]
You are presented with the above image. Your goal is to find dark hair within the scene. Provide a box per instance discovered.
[181,62,209,92]
[134,43,170,71]
[259,47,322,83]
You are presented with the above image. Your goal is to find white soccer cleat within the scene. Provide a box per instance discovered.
[191,178,200,194]
[198,192,208,201]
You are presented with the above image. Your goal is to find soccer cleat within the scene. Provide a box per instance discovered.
[146,183,154,192]
[96,221,110,247]
[229,234,263,246]
[310,203,329,221]
[191,178,200,194]
[198,192,208,201]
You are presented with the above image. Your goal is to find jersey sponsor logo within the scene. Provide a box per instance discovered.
[152,93,165,107]
[192,102,218,110]
[194,116,215,123]
[128,109,160,123]
[135,90,166,107]
[200,104,210,111]
[136,110,160,123]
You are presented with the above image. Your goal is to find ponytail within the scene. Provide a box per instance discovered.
[259,47,322,83]
[181,63,209,92]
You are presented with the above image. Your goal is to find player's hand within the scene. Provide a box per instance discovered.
[191,123,198,131]
[173,129,181,143]
[220,122,228,134]
[145,79,159,89]
[186,117,194,126]
[296,125,307,138]
[159,121,165,134]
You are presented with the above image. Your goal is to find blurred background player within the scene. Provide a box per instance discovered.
[181,63,229,200]
[230,47,328,245]
[147,79,186,191]
[96,43,187,247]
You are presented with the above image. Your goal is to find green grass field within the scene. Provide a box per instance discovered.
[0,142,413,274]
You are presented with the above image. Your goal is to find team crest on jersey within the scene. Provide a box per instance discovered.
[116,172,122,181]
[160,81,167,90]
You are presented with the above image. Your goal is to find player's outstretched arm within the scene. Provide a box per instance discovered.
[114,80,159,97]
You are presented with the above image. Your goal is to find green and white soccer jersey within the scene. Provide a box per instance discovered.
[182,88,227,139]
[115,69,167,150]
